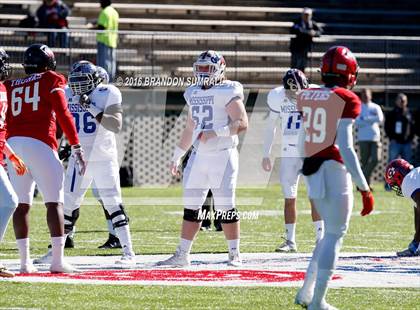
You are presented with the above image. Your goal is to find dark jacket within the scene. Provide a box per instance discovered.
[290,18,322,52]
[37,0,70,29]
[384,107,415,144]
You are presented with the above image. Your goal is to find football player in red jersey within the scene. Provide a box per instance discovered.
[0,48,27,278]
[5,44,86,274]
[294,46,374,310]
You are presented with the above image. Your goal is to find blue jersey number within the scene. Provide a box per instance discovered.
[191,105,213,129]
[286,112,302,130]
[72,112,97,134]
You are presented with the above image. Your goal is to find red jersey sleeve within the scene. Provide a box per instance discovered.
[47,72,79,146]
[333,87,361,119]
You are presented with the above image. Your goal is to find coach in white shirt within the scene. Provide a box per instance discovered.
[355,88,384,188]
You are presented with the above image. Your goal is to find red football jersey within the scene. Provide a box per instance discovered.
[297,86,361,163]
[0,82,7,165]
[5,71,79,150]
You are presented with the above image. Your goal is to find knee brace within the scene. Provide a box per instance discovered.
[183,208,203,223]
[217,208,240,224]
[110,204,129,228]
[64,208,80,231]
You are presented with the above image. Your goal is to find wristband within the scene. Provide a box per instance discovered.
[88,105,102,117]
[214,125,230,137]
[172,146,187,163]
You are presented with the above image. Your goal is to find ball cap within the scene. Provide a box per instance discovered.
[302,7,313,15]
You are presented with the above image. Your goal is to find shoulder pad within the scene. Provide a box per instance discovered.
[267,87,286,113]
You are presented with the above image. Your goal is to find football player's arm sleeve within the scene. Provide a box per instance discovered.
[336,118,369,191]
[95,104,123,133]
[263,111,279,157]
[52,88,79,146]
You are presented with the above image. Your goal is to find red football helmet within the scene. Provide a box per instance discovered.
[321,46,359,89]
[384,159,414,196]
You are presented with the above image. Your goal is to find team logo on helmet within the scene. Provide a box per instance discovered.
[283,69,309,92]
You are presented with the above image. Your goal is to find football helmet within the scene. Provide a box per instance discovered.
[68,61,101,96]
[283,69,309,92]
[384,159,413,196]
[23,43,56,74]
[96,66,109,84]
[321,46,359,89]
[193,50,226,85]
[0,48,11,81]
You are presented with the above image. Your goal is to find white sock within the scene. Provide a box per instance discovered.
[313,221,324,242]
[107,220,116,236]
[16,238,30,267]
[179,238,193,254]
[227,239,240,253]
[285,223,296,243]
[312,268,333,305]
[114,225,134,256]
[51,236,65,266]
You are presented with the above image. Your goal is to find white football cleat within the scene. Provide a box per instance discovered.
[50,261,80,274]
[228,250,242,267]
[156,248,190,267]
[275,239,297,253]
[308,300,338,310]
[295,288,313,307]
[115,252,136,267]
[20,263,38,274]
[0,265,15,278]
[33,249,52,264]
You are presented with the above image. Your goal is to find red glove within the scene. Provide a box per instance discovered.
[9,153,27,176]
[360,191,374,216]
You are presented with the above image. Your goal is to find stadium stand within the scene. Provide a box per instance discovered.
[1,0,420,107]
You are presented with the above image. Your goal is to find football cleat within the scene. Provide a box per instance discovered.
[200,226,212,231]
[275,239,297,253]
[156,247,190,267]
[20,263,38,274]
[98,234,122,249]
[228,250,242,267]
[308,300,338,310]
[33,250,52,265]
[50,261,80,274]
[115,252,136,267]
[397,240,420,257]
[0,264,14,278]
[295,288,313,307]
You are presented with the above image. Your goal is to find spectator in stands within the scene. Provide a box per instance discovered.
[36,0,70,48]
[385,93,415,163]
[355,89,384,189]
[290,7,322,73]
[96,0,119,82]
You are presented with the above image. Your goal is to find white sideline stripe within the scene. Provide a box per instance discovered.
[1,252,418,287]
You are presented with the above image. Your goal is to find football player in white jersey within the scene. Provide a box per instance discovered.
[262,69,323,252]
[385,159,420,256]
[157,50,248,267]
[35,61,135,266]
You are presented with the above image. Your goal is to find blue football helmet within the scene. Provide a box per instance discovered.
[96,66,109,84]
[68,60,101,95]
[193,50,226,85]
[283,69,309,92]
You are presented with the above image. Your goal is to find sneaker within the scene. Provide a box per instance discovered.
[156,247,190,267]
[98,234,122,249]
[200,226,212,231]
[50,261,80,274]
[295,288,313,307]
[33,250,52,265]
[20,263,38,274]
[308,300,338,310]
[115,252,136,267]
[228,250,242,267]
[397,247,420,257]
[0,265,14,278]
[275,239,297,253]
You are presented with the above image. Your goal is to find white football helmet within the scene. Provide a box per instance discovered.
[193,50,226,85]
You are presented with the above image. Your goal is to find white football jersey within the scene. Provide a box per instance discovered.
[267,85,318,157]
[66,83,122,161]
[401,167,420,201]
[184,80,244,153]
